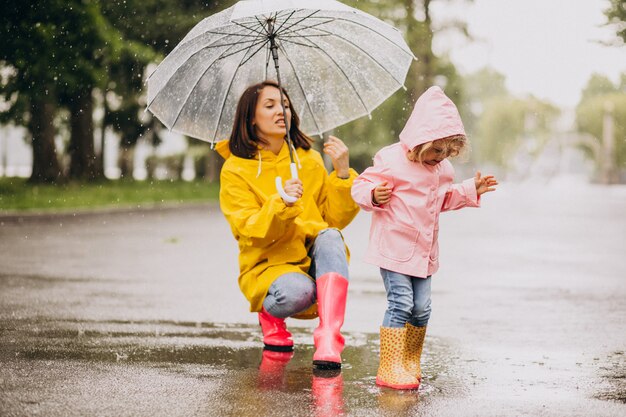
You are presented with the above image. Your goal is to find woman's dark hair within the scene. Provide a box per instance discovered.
[229,80,313,159]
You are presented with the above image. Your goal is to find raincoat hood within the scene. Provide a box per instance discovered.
[215,140,231,159]
[399,86,466,150]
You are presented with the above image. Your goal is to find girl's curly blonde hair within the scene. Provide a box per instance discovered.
[406,134,468,164]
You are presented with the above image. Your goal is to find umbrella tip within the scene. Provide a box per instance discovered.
[402,85,407,91]
[368,113,372,120]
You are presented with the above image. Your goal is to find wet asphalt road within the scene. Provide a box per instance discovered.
[1,181,625,416]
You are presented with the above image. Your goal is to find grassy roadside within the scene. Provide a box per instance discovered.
[0,178,220,213]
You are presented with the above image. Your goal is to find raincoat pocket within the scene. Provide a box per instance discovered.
[377,223,420,262]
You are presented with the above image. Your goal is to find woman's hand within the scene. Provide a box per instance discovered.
[372,181,392,205]
[323,135,350,179]
[474,171,498,196]
[283,178,303,206]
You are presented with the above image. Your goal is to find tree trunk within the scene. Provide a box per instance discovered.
[68,90,102,181]
[118,145,135,180]
[29,97,62,183]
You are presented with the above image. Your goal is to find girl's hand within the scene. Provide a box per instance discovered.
[323,135,350,179]
[372,181,392,205]
[283,178,303,206]
[474,171,498,196]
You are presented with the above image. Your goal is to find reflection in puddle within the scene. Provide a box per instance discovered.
[0,318,467,416]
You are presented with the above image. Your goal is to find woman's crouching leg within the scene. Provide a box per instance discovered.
[263,273,316,319]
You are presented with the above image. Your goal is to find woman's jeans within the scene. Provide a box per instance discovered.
[263,228,348,319]
[380,268,431,328]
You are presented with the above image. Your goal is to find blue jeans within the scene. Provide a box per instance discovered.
[263,228,349,319]
[380,268,431,328]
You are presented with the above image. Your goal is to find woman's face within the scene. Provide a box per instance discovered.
[253,86,291,141]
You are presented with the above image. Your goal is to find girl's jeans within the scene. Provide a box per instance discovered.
[380,268,431,328]
[263,228,349,319]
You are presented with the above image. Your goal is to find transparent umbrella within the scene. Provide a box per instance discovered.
[146,0,415,200]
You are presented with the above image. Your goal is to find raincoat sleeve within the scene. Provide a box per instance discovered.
[351,152,394,212]
[441,178,480,212]
[314,154,359,229]
[220,168,304,245]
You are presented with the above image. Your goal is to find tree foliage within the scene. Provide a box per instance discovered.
[475,97,559,168]
[0,0,232,182]
[604,0,626,46]
[576,73,626,171]
[334,0,471,172]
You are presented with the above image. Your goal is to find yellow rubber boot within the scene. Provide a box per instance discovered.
[376,327,420,390]
[404,323,426,382]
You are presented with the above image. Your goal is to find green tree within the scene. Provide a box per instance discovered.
[476,96,560,169]
[576,73,626,181]
[460,67,511,163]
[1,2,67,183]
[335,0,471,172]
[100,0,235,177]
[604,0,626,45]
[0,0,149,182]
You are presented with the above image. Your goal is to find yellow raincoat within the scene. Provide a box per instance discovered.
[217,140,359,319]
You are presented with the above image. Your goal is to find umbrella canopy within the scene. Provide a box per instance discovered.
[146,0,415,145]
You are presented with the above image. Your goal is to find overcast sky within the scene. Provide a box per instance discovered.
[432,0,624,108]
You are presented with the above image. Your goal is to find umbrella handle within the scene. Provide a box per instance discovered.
[275,163,299,204]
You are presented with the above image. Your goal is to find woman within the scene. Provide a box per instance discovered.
[216,80,359,369]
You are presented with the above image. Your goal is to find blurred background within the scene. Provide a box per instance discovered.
[0,0,624,208]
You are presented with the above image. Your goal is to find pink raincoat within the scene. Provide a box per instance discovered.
[351,86,480,278]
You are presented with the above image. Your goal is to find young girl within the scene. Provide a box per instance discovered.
[351,86,497,390]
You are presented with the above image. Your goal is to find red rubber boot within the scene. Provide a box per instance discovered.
[312,272,348,369]
[258,307,294,352]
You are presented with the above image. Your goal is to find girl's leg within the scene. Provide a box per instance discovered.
[380,268,415,328]
[409,276,432,327]
[308,228,349,369]
[377,268,420,389]
[404,276,431,381]
[263,272,316,319]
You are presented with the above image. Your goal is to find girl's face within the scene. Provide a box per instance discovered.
[420,142,447,166]
[253,86,291,141]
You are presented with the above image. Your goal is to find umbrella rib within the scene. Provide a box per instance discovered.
[275,10,320,36]
[233,20,267,37]
[296,15,415,59]
[205,30,261,38]
[255,15,271,36]
[168,39,247,132]
[147,25,255,83]
[276,43,323,135]
[147,40,261,110]
[147,33,252,109]
[279,38,322,48]
[284,35,370,116]
[217,38,268,61]
[265,43,271,79]
[276,17,334,36]
[211,43,262,143]
[238,39,270,67]
[274,10,297,34]
[280,24,406,86]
